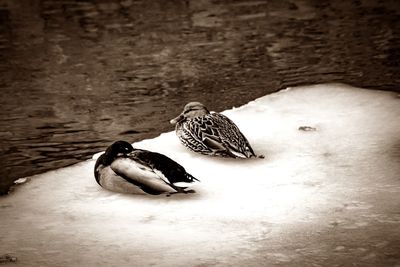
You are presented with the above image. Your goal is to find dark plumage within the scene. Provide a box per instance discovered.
[94,141,198,195]
[170,102,256,158]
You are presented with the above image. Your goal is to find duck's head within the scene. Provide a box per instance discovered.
[170,102,210,124]
[104,140,134,161]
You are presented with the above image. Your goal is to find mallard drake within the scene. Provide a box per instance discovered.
[94,141,199,195]
[170,102,256,158]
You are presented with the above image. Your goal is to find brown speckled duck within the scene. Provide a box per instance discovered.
[170,102,256,158]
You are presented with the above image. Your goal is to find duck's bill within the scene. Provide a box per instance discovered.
[170,114,184,124]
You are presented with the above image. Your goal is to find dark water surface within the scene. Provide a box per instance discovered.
[0,0,399,194]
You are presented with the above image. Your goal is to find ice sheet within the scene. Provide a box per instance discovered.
[1,84,399,266]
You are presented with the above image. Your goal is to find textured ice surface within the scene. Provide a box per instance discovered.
[1,84,399,266]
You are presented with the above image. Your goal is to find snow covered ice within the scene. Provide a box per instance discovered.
[0,84,399,266]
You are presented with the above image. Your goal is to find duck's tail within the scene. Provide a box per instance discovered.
[172,173,199,189]
[186,173,200,182]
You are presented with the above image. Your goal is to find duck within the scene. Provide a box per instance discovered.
[170,102,256,158]
[94,140,199,195]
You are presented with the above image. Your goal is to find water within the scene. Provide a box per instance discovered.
[0,0,399,194]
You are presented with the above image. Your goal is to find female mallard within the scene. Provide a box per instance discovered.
[170,102,256,158]
[94,141,199,195]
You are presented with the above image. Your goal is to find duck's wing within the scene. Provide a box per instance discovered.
[97,165,150,194]
[181,115,236,156]
[130,150,199,187]
[110,156,177,195]
[179,119,213,155]
[187,113,255,158]
[94,154,150,194]
[212,113,256,158]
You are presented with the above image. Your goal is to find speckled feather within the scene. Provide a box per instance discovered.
[175,113,255,158]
